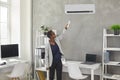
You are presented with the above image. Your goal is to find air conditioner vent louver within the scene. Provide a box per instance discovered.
[67,11,93,13]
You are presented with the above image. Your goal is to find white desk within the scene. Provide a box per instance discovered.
[36,60,101,80]
[64,61,101,80]
[0,60,27,70]
[0,60,28,80]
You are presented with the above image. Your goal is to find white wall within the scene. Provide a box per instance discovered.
[20,0,32,62]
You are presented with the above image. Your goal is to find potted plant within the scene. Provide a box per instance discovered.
[40,25,49,35]
[110,24,120,35]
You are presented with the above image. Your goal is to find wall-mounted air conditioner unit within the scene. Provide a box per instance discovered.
[65,4,95,14]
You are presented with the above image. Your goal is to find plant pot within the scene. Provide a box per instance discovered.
[44,32,47,35]
[114,30,119,35]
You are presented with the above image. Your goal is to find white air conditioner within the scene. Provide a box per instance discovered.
[65,4,95,14]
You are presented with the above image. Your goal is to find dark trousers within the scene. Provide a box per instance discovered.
[49,60,62,80]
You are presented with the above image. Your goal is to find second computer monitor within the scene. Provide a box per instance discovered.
[86,54,96,62]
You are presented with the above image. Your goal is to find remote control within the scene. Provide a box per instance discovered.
[67,20,71,28]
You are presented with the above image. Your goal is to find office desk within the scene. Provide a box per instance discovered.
[64,61,101,80]
[0,60,28,80]
[36,60,101,80]
[0,60,27,70]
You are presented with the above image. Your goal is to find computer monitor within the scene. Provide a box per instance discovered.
[86,54,96,62]
[1,44,19,58]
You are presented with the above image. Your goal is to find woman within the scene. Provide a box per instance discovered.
[45,24,69,80]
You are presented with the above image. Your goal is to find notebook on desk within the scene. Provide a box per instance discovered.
[81,54,97,65]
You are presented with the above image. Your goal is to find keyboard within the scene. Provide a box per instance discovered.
[81,61,96,65]
[8,59,20,62]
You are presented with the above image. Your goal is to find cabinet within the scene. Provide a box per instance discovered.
[34,30,49,80]
[35,29,56,68]
[102,29,120,80]
[35,30,48,68]
[34,30,56,80]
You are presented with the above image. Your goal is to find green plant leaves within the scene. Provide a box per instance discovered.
[110,24,120,30]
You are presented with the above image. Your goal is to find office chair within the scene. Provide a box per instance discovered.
[7,62,30,80]
[67,62,88,80]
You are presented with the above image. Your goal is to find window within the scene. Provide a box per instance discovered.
[0,0,9,44]
[0,0,7,3]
